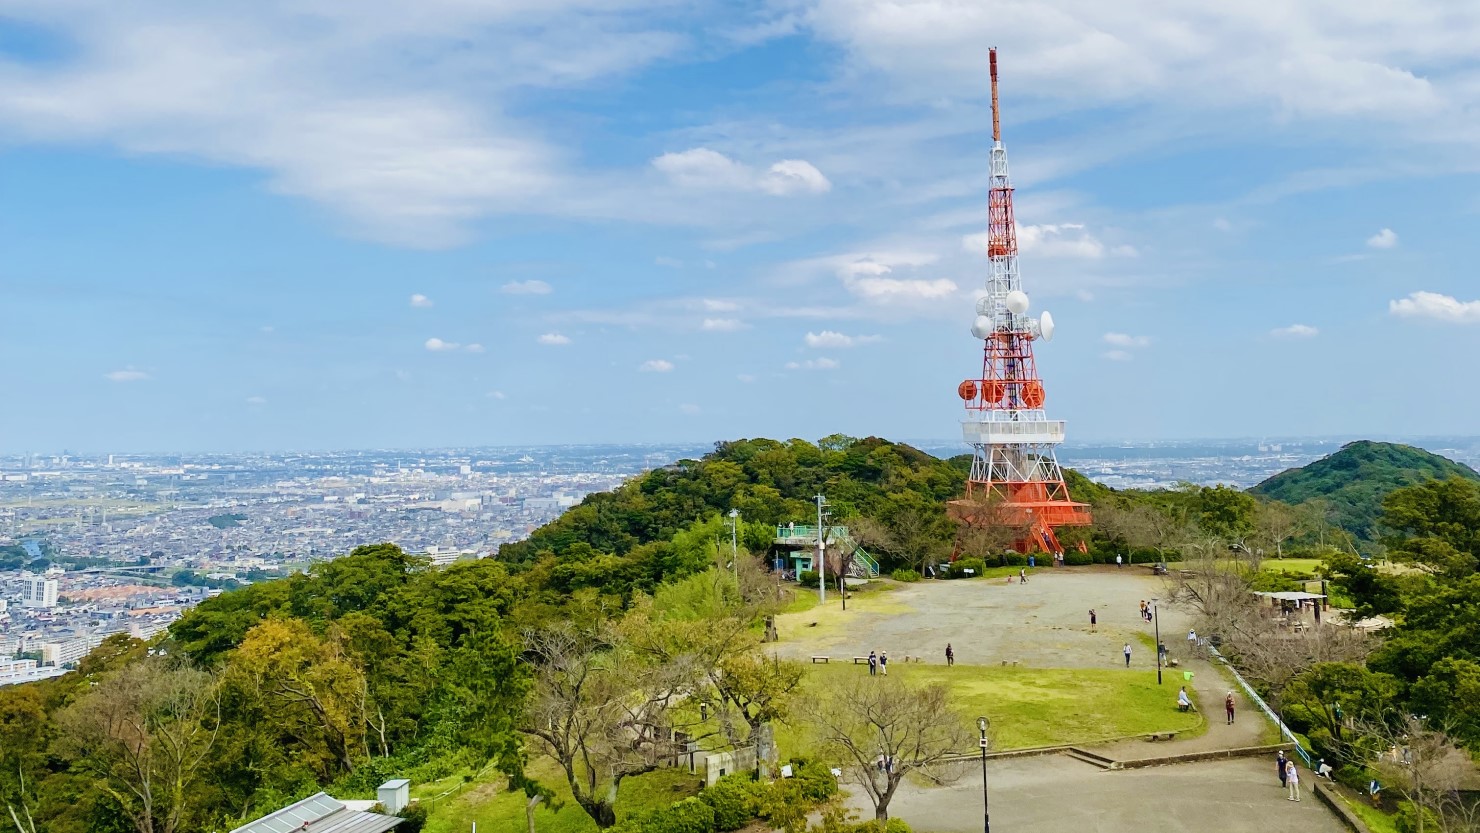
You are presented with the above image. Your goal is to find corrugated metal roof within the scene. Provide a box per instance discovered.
[230,792,403,833]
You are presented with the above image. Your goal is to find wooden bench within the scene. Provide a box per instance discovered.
[811,656,830,664]
[853,656,869,665]
[999,660,1020,667]
[1145,731,1179,742]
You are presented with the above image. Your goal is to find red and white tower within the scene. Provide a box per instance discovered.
[952,48,1091,554]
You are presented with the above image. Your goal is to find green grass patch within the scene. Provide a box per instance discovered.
[1260,558,1324,576]
[776,662,1203,754]
[421,760,701,833]
[1338,793,1399,833]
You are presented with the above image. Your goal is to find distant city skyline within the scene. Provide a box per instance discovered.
[4,4,1480,451]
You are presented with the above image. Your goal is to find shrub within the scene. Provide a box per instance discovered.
[1064,550,1093,566]
[1130,547,1159,564]
[950,557,986,579]
[890,568,921,583]
[799,570,820,588]
[700,775,763,831]
[396,803,429,833]
[1162,548,1183,563]
[628,798,717,833]
[855,820,913,833]
[787,759,839,802]
[1396,801,1440,833]
[1003,552,1028,567]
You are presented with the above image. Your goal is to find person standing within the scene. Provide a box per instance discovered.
[1123,643,1132,668]
[1277,751,1288,788]
[1089,609,1097,631]
[1115,554,1123,569]
[945,643,955,667]
[1286,760,1300,802]
[880,651,889,676]
[868,650,878,677]
[1225,692,1236,725]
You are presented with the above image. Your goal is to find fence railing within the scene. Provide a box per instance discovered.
[1207,645,1312,766]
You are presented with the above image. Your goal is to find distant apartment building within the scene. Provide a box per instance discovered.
[20,574,58,609]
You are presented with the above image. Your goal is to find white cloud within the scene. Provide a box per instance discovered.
[409,293,433,308]
[425,337,458,351]
[537,332,572,345]
[501,280,552,295]
[1213,218,1233,232]
[702,298,741,312]
[702,318,746,332]
[1102,350,1133,362]
[464,343,485,353]
[487,390,507,400]
[679,403,701,415]
[1389,291,1480,323]
[1367,228,1399,249]
[245,395,267,405]
[1271,324,1319,338]
[786,357,840,371]
[639,359,675,372]
[652,148,831,195]
[804,330,879,348]
[737,374,757,383]
[963,224,1135,260]
[1102,332,1152,348]
[104,367,150,382]
[1075,289,1096,302]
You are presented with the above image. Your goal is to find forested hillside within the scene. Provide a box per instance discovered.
[1250,440,1480,541]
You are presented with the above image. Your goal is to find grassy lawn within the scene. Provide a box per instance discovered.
[775,662,1203,754]
[1337,792,1398,833]
[422,760,701,833]
[1259,558,1324,576]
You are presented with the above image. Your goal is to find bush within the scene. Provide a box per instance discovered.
[1130,547,1159,564]
[1003,552,1028,567]
[856,820,913,833]
[799,570,820,588]
[788,759,840,802]
[1064,550,1093,566]
[700,775,763,831]
[1396,801,1440,833]
[1162,548,1183,563]
[949,557,986,579]
[396,804,429,833]
[627,798,717,833]
[890,568,921,583]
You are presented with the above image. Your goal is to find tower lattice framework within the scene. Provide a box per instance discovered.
[951,48,1091,556]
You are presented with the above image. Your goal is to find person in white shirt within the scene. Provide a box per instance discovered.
[1286,760,1301,802]
[1177,687,1192,712]
[1316,760,1334,779]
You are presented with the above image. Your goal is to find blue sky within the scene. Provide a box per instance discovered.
[3,0,1480,453]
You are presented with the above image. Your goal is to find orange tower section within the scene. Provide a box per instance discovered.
[950,49,1091,556]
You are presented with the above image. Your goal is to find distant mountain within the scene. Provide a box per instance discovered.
[1250,440,1480,540]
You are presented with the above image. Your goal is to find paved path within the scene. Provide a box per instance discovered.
[843,756,1345,833]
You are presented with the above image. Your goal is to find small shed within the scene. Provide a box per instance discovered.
[229,792,402,833]
[378,779,410,815]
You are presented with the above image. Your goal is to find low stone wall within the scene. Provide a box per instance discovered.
[1115,743,1293,770]
[1313,782,1372,833]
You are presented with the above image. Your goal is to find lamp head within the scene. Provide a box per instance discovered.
[977,716,989,733]
[729,508,739,518]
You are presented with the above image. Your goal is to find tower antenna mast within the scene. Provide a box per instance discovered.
[951,48,1091,558]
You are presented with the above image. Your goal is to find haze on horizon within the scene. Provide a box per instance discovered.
[3,2,1480,453]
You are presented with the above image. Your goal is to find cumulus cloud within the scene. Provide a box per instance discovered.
[501,280,553,295]
[537,332,571,345]
[1102,332,1152,348]
[465,343,485,353]
[487,390,507,400]
[1102,350,1133,362]
[702,318,746,332]
[104,368,150,382]
[1389,291,1480,323]
[786,357,840,371]
[652,148,831,195]
[409,293,433,308]
[424,337,489,353]
[1367,228,1399,249]
[639,359,675,372]
[1271,324,1319,338]
[965,224,1135,260]
[804,330,879,348]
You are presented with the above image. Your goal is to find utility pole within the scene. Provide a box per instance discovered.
[727,508,740,584]
[1152,597,1163,685]
[815,494,827,604]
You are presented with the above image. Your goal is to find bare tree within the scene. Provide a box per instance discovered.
[1220,619,1376,716]
[53,657,220,833]
[1362,716,1480,833]
[1167,537,1255,635]
[521,623,693,828]
[806,675,972,825]
[949,491,1029,562]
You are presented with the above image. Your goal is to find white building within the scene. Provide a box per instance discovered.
[21,574,58,609]
[41,637,97,668]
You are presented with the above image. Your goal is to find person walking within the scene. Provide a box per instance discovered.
[1286,760,1300,802]
[945,643,955,667]
[1019,568,1027,584]
[1115,554,1123,569]
[868,650,878,677]
[1225,692,1236,725]
[1123,643,1132,668]
[1277,751,1288,788]
[879,651,889,676]
[1089,609,1097,631]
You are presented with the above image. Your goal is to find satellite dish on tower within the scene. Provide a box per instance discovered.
[970,315,992,339]
[1006,291,1030,315]
[1039,311,1056,342]
[976,296,994,316]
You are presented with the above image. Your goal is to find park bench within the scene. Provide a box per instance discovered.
[811,656,829,664]
[853,656,869,664]
[999,660,1020,667]
[1145,731,1179,742]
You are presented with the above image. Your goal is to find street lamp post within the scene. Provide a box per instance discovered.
[977,716,991,833]
[727,509,740,583]
[815,494,827,604]
[1151,597,1163,685]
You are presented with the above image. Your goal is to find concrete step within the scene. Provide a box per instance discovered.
[1064,747,1120,770]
